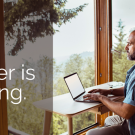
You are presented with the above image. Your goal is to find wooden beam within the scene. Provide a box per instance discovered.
[95,0,112,85]
[0,1,8,135]
[94,0,100,85]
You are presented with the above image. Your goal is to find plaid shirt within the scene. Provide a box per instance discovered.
[123,65,135,135]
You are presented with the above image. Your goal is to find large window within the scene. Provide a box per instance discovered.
[4,0,53,135]
[3,0,96,134]
[112,0,135,83]
[53,0,95,134]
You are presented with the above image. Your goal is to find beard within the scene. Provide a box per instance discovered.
[127,51,135,60]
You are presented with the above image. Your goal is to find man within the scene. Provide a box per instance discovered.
[83,31,135,135]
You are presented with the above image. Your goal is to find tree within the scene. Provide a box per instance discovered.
[54,54,84,95]
[73,112,95,133]
[53,59,63,82]
[53,54,95,134]
[36,56,53,99]
[54,54,95,95]
[82,57,95,88]
[64,54,84,77]
[50,113,67,135]
[7,80,44,135]
[4,0,88,56]
[113,19,134,82]
[15,56,53,99]
[113,19,126,60]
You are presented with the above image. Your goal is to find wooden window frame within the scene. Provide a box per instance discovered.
[0,0,8,135]
[0,0,112,134]
[95,0,112,85]
[94,0,112,129]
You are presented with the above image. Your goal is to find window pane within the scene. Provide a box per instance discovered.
[4,0,95,134]
[112,0,135,83]
[4,0,53,134]
[53,0,95,134]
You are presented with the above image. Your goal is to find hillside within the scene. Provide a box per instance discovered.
[54,51,94,65]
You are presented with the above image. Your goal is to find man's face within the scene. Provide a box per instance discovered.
[125,33,135,60]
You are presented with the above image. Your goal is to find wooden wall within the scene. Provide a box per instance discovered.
[0,0,8,134]
[95,0,112,85]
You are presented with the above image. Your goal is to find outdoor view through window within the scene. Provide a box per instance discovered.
[112,0,135,84]
[53,0,95,134]
[4,0,95,134]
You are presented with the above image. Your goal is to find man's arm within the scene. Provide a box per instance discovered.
[83,93,135,119]
[110,87,124,96]
[99,95,135,119]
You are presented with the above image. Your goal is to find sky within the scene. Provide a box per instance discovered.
[112,0,135,45]
[53,0,94,57]
[5,0,135,68]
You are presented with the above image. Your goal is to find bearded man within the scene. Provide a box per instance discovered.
[84,31,135,135]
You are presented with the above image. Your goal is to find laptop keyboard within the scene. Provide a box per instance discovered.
[76,96,84,101]
[76,95,96,102]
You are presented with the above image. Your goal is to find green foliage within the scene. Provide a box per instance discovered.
[54,77,69,96]
[50,114,67,135]
[113,19,134,82]
[73,112,95,133]
[64,54,84,76]
[7,54,95,135]
[82,57,95,88]
[54,54,95,96]
[113,19,126,59]
[4,0,88,56]
[7,80,44,135]
[53,54,95,134]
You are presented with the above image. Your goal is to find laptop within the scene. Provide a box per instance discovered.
[64,73,99,103]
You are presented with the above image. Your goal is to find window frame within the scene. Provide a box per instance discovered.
[0,0,8,134]
[95,0,112,128]
[95,0,112,85]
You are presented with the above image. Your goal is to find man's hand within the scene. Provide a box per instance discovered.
[88,89,111,96]
[83,93,102,101]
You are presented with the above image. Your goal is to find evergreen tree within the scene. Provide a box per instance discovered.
[82,57,95,88]
[64,54,84,77]
[4,0,88,56]
[7,80,44,135]
[53,54,95,134]
[113,19,134,82]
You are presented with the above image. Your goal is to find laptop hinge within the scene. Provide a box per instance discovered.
[74,91,85,100]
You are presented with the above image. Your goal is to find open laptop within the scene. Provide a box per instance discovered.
[64,73,100,103]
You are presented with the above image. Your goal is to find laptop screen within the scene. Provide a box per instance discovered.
[64,73,85,99]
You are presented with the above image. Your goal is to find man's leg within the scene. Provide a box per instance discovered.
[86,125,126,135]
[104,115,125,126]
[86,115,130,135]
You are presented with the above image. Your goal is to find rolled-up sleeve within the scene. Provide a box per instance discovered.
[123,89,135,106]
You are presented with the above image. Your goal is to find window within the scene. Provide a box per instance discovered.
[53,0,95,134]
[112,0,135,83]
[4,0,53,134]
[0,0,112,134]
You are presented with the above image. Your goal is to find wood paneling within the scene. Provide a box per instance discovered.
[0,0,8,135]
[95,0,112,85]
